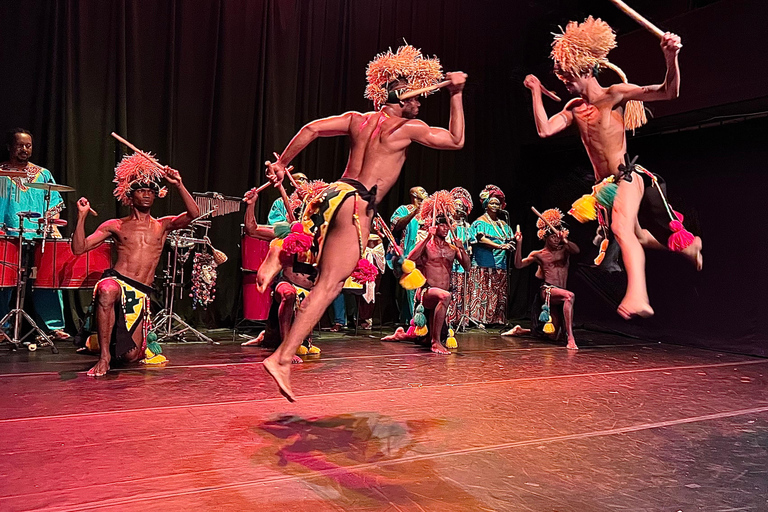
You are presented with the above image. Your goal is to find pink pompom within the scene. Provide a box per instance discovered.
[672,210,684,223]
[282,231,313,255]
[351,258,378,283]
[290,222,305,234]
[667,220,694,252]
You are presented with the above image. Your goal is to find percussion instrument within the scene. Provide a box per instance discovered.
[167,229,197,249]
[0,236,20,287]
[25,182,76,193]
[33,239,113,289]
[241,231,271,321]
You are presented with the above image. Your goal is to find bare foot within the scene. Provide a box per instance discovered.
[263,356,296,402]
[256,245,289,293]
[241,331,265,346]
[382,327,415,341]
[87,358,110,377]
[617,301,654,320]
[680,236,703,271]
[566,339,578,350]
[502,325,530,337]
[291,355,303,364]
[431,342,451,355]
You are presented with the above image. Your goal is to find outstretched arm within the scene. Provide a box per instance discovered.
[609,32,681,103]
[410,72,466,150]
[274,112,355,169]
[71,197,113,255]
[162,168,200,231]
[524,75,572,138]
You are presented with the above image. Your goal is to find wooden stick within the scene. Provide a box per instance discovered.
[397,80,451,101]
[609,0,664,39]
[374,214,403,256]
[540,84,561,102]
[110,132,167,169]
[531,206,560,234]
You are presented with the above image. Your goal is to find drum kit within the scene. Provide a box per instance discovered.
[0,182,112,352]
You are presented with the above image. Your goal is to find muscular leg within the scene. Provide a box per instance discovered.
[263,199,371,401]
[549,288,577,349]
[274,282,297,341]
[257,244,292,293]
[612,178,654,319]
[87,280,121,377]
[422,288,451,354]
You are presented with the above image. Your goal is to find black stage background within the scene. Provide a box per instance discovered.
[1,0,766,355]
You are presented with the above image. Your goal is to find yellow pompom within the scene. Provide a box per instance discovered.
[446,336,457,349]
[308,345,321,354]
[140,350,168,365]
[415,325,429,337]
[543,322,556,334]
[399,268,426,290]
[401,259,416,273]
[296,345,309,355]
[569,195,597,223]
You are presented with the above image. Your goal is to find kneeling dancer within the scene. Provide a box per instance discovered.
[72,150,199,376]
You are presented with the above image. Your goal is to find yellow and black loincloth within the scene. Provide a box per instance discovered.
[301,177,377,263]
[73,269,153,359]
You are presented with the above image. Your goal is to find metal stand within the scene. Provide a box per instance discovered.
[0,213,57,353]
[152,235,214,344]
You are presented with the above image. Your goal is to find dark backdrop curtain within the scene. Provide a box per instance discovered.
[1,0,766,354]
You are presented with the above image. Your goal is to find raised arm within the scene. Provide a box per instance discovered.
[561,232,580,255]
[409,72,466,150]
[71,197,113,255]
[513,231,539,269]
[524,75,572,138]
[609,33,682,103]
[391,204,419,232]
[161,167,200,231]
[407,228,433,262]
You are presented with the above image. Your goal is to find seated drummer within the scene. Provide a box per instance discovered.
[71,152,199,377]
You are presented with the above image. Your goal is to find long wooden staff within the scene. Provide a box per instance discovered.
[397,80,451,101]
[263,158,296,223]
[111,132,169,169]
[609,0,681,47]
[531,206,561,234]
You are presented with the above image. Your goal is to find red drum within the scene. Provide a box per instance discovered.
[0,237,20,288]
[34,239,113,289]
[241,233,271,321]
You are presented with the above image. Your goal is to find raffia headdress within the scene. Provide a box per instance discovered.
[537,208,569,240]
[365,44,444,109]
[551,16,647,131]
[418,190,456,226]
[289,179,329,214]
[113,152,168,206]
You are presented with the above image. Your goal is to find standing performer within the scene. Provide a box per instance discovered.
[0,129,68,340]
[72,152,199,377]
[390,186,428,323]
[446,187,473,328]
[524,16,702,319]
[263,44,466,401]
[469,185,514,326]
[505,208,579,349]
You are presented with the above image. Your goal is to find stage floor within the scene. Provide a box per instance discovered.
[1,328,767,511]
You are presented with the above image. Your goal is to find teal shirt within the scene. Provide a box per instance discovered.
[470,216,513,270]
[267,197,288,225]
[390,205,421,256]
[447,222,473,273]
[0,167,63,239]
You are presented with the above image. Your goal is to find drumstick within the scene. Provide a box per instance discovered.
[89,207,98,216]
[271,153,300,189]
[516,224,521,234]
[609,0,682,47]
[531,206,561,234]
[111,132,168,170]
[540,84,561,102]
[397,80,451,101]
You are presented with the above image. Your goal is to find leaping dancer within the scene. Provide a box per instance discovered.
[524,15,702,320]
[262,44,466,401]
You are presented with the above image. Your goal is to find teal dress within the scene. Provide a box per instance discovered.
[470,216,513,270]
[467,214,513,325]
[0,166,66,331]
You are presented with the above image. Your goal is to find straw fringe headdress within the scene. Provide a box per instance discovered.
[551,16,647,131]
[417,190,457,226]
[113,152,168,206]
[536,208,569,240]
[365,44,444,109]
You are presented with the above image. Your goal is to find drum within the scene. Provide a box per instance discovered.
[34,239,113,289]
[241,232,271,321]
[0,237,20,288]
[167,229,196,248]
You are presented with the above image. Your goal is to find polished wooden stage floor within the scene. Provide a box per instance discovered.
[1,329,767,511]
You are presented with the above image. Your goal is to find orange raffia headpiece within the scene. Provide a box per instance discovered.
[450,187,473,216]
[365,43,444,109]
[290,179,330,217]
[536,207,569,240]
[551,16,647,131]
[113,151,168,206]
[418,190,456,227]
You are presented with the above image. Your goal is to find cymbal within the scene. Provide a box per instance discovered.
[16,211,41,219]
[25,182,76,193]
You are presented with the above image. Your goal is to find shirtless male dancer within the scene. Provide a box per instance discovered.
[524,19,702,319]
[72,161,199,377]
[262,45,466,401]
[506,210,579,349]
[407,217,470,354]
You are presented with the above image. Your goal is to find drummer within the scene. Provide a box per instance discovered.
[72,151,199,377]
[0,128,68,340]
